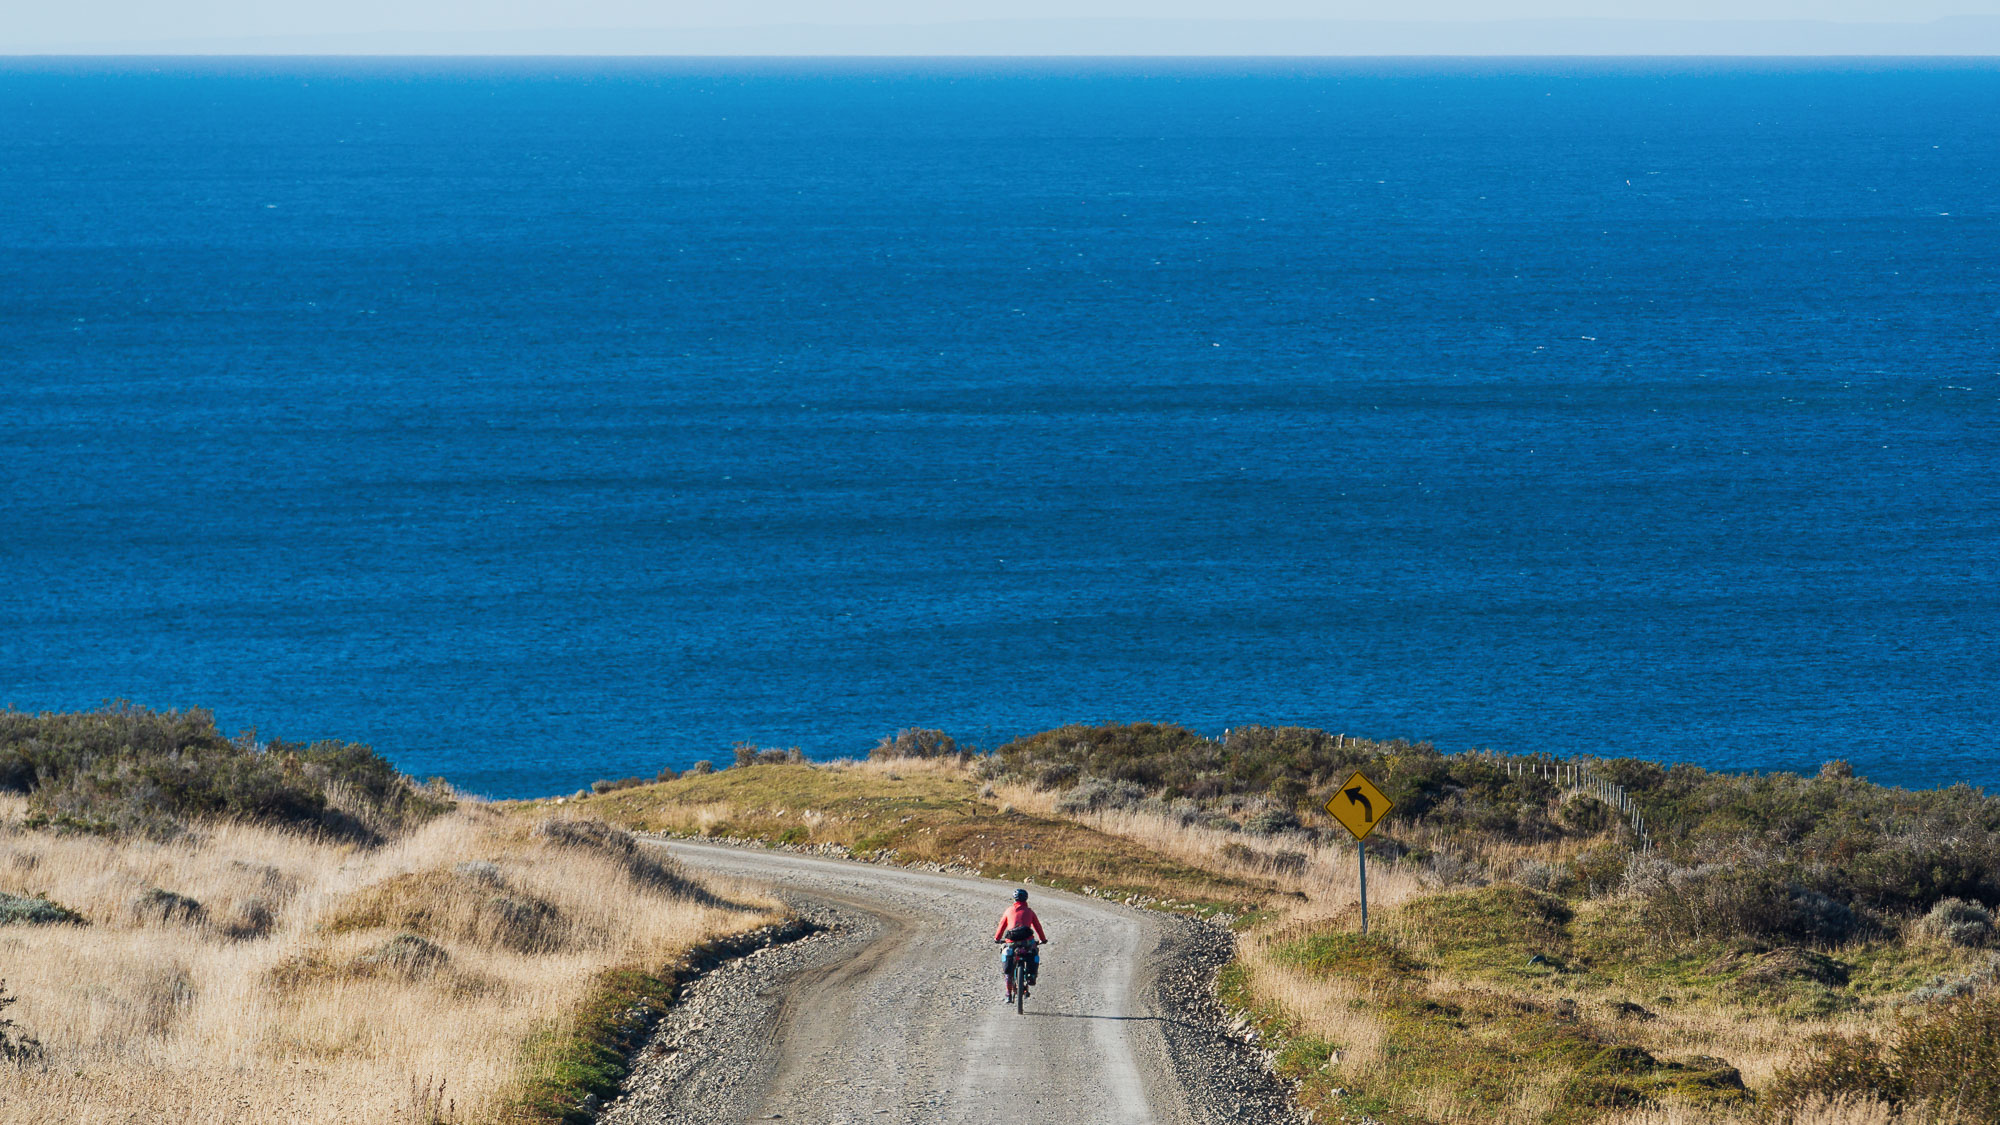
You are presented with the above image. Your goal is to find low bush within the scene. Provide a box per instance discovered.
[1765,991,2000,1123]
[1034,763,1080,790]
[1912,897,1993,948]
[219,896,276,940]
[1421,850,1489,888]
[355,933,451,980]
[730,743,806,768]
[130,887,207,928]
[0,891,84,926]
[1628,861,1863,947]
[1512,859,1570,894]
[1904,956,2000,1006]
[870,729,961,760]
[1242,808,1301,835]
[590,777,647,794]
[1054,778,1147,814]
[0,703,451,841]
[454,860,505,885]
[533,818,710,902]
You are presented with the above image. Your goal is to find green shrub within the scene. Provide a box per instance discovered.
[730,743,805,768]
[1763,1031,1899,1116]
[1242,808,1302,835]
[1627,861,1863,948]
[1905,956,2000,1006]
[870,729,961,760]
[1893,992,2000,1118]
[1912,897,1993,949]
[1054,777,1146,814]
[1,703,451,842]
[0,891,84,926]
[1766,992,2000,1123]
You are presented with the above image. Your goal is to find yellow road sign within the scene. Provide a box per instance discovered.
[1324,771,1393,841]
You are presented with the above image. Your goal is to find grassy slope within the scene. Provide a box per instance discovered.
[0,703,785,1125]
[0,800,783,1125]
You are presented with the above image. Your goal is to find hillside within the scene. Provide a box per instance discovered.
[7,708,1995,1124]
[0,705,782,1125]
[562,724,2000,1125]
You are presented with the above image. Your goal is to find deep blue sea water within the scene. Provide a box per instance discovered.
[3,59,1997,797]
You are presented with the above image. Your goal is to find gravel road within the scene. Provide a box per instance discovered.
[601,840,1304,1125]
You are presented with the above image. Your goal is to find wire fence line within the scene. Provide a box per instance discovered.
[1203,734,1655,849]
[1497,755,1653,850]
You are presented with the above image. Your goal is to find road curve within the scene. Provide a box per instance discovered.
[607,840,1293,1125]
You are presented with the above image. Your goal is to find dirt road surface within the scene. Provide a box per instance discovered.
[601,840,1300,1125]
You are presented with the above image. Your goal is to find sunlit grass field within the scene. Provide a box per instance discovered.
[0,795,778,1124]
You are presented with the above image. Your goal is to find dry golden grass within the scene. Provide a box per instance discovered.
[1223,874,1930,1125]
[0,797,778,1124]
[994,779,1429,915]
[1602,1097,1898,1125]
[571,759,1273,912]
[1239,940,1394,1073]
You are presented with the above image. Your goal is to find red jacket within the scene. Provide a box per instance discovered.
[994,902,1047,942]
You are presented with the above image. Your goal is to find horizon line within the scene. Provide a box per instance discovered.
[12,15,2000,58]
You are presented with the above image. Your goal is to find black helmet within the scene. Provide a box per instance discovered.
[1013,888,1028,902]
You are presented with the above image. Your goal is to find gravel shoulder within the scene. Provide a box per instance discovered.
[602,840,1304,1125]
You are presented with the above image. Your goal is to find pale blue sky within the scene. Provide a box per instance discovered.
[6,0,2000,52]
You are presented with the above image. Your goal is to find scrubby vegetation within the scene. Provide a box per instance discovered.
[1763,992,2000,1123]
[0,890,85,926]
[0,703,452,842]
[976,723,2000,1124]
[986,723,2000,945]
[869,728,964,761]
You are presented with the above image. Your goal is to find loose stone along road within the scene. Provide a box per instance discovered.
[602,840,1304,1125]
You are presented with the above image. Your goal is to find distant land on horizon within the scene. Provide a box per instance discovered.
[12,16,2000,56]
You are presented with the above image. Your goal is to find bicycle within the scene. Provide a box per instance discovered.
[1003,930,1041,1013]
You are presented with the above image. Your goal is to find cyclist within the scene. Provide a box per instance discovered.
[993,888,1049,1001]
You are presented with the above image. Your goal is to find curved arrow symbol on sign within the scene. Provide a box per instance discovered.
[1344,787,1374,821]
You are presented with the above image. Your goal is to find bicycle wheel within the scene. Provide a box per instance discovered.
[1014,958,1026,1014]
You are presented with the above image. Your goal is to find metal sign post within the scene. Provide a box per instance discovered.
[1324,770,1393,935]
[1358,837,1369,933]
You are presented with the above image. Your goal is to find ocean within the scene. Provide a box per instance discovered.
[3,58,1995,797]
